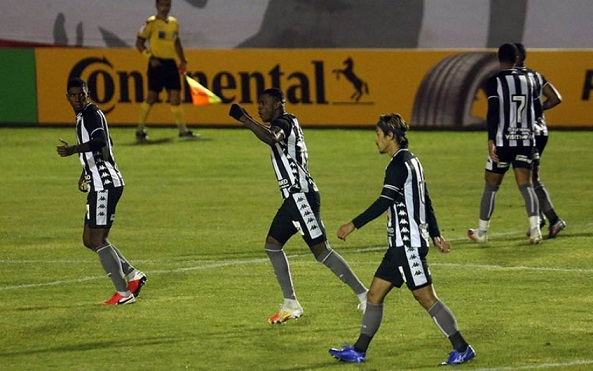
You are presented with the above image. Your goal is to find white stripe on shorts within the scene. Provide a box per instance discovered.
[96,190,108,226]
[292,193,322,240]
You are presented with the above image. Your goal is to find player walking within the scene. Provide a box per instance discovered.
[328,113,474,365]
[57,78,147,305]
[468,43,542,244]
[228,88,368,324]
[514,43,566,238]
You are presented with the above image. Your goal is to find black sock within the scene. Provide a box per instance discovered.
[449,332,468,352]
[353,334,372,353]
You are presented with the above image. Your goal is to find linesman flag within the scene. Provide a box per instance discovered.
[185,74,222,106]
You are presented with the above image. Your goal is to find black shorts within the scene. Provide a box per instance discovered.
[374,245,432,290]
[147,58,181,92]
[85,187,123,229]
[485,146,533,174]
[268,192,327,247]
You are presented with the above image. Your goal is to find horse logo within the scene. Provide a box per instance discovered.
[332,57,369,102]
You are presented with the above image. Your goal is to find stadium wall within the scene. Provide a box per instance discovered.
[1,48,592,128]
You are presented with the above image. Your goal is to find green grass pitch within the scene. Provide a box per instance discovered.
[1,127,592,370]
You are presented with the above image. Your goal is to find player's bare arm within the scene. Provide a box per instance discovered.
[56,138,91,157]
[174,38,187,72]
[542,82,562,110]
[487,140,498,163]
[136,36,147,53]
[229,104,284,145]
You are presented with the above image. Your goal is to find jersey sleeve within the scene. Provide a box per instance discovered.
[352,160,403,229]
[82,107,107,150]
[271,116,292,141]
[424,184,441,237]
[137,17,154,39]
[172,17,180,37]
[485,76,499,142]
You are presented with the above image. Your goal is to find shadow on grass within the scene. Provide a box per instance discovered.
[0,335,181,357]
[121,136,212,146]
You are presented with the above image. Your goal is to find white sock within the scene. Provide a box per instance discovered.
[284,298,300,308]
[357,290,368,303]
[529,216,540,229]
[478,219,490,233]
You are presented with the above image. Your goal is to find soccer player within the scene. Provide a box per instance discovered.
[135,0,198,141]
[228,88,368,324]
[514,43,566,238]
[57,78,147,305]
[328,113,475,365]
[467,43,542,244]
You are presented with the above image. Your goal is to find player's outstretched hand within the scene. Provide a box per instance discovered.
[57,138,74,157]
[337,222,356,241]
[229,104,248,121]
[433,236,451,254]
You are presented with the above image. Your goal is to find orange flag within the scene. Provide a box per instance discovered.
[185,74,222,106]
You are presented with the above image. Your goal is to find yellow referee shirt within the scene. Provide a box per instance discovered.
[137,15,180,60]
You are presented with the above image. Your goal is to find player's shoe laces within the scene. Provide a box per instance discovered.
[467,229,488,243]
[179,130,200,139]
[528,226,543,244]
[267,302,303,324]
[101,292,136,306]
[329,345,366,363]
[440,345,475,366]
[127,270,147,298]
[548,219,566,239]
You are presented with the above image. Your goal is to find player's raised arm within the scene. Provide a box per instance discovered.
[229,103,284,145]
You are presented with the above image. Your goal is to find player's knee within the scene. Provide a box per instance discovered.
[82,237,94,251]
[314,245,332,263]
[367,288,385,305]
[265,235,282,246]
[85,236,106,252]
[484,183,500,193]
[264,238,283,252]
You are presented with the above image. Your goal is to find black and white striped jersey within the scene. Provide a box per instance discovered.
[76,103,124,191]
[516,66,549,137]
[382,149,439,249]
[485,68,538,147]
[269,113,318,199]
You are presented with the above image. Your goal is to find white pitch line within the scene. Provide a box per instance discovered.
[0,258,269,291]
[2,243,593,291]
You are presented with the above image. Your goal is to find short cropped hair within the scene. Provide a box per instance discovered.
[67,77,87,91]
[498,43,518,64]
[377,113,409,148]
[514,42,526,66]
[261,88,286,104]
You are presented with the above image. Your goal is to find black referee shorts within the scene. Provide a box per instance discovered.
[147,58,181,92]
